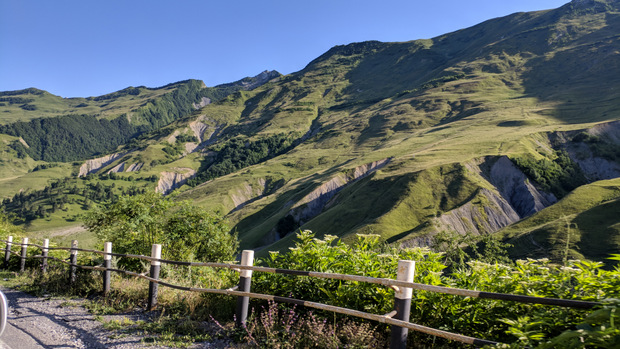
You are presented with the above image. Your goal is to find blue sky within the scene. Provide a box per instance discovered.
[0,0,569,98]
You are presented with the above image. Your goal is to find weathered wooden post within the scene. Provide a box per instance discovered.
[69,240,78,284]
[390,260,416,349]
[19,237,28,272]
[103,242,112,295]
[147,244,162,311]
[41,239,49,273]
[3,236,12,269]
[235,250,254,328]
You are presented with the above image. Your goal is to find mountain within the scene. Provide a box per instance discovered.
[2,0,620,262]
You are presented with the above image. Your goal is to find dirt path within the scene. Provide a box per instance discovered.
[45,225,87,238]
[0,287,232,348]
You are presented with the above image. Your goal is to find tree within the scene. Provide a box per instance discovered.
[0,211,23,240]
[84,192,238,270]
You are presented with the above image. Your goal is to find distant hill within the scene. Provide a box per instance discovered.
[0,72,280,162]
[2,0,620,262]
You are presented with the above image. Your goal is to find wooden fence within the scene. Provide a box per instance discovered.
[1,236,600,349]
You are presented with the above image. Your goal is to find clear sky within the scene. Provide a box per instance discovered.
[0,0,569,98]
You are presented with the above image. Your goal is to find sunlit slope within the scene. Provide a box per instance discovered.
[173,0,620,252]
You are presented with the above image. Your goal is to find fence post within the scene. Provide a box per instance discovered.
[147,244,162,311]
[19,237,28,272]
[236,250,254,328]
[69,240,78,284]
[103,242,112,295]
[390,260,416,349]
[3,236,12,269]
[41,239,49,273]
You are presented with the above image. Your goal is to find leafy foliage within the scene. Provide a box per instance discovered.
[253,231,620,347]
[430,230,513,270]
[512,151,587,198]
[2,176,148,224]
[0,114,138,162]
[188,133,297,186]
[84,192,238,270]
[0,211,23,240]
[253,231,445,315]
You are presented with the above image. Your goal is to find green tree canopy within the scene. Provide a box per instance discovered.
[84,192,238,270]
[0,211,23,240]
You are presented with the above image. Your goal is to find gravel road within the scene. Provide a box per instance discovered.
[0,287,234,348]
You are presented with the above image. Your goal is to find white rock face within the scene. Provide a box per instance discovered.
[433,188,521,236]
[587,120,620,143]
[288,158,391,224]
[564,121,620,181]
[487,156,557,217]
[231,178,268,209]
[430,156,557,238]
[156,168,197,194]
[79,153,126,177]
[107,163,125,174]
[189,120,209,142]
[126,163,144,172]
[192,97,211,109]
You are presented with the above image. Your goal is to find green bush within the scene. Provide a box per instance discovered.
[253,231,620,347]
[512,151,587,198]
[84,192,238,271]
[253,230,445,315]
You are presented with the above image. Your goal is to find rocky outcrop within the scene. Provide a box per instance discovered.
[291,174,349,222]
[192,97,211,109]
[469,156,557,218]
[186,117,222,153]
[237,70,281,90]
[487,156,557,217]
[565,142,620,181]
[560,121,620,181]
[231,178,268,209]
[167,130,180,144]
[433,188,520,236]
[428,156,558,238]
[107,163,125,174]
[189,120,209,142]
[185,142,199,154]
[79,152,127,177]
[587,120,620,143]
[126,163,143,172]
[156,168,196,194]
[289,158,391,225]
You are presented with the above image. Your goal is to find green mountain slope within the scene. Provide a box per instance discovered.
[176,0,620,256]
[0,72,280,214]
[3,0,620,261]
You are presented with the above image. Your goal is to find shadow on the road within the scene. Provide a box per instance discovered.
[1,288,145,349]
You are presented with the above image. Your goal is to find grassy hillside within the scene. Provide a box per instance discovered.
[500,178,620,262]
[174,0,620,254]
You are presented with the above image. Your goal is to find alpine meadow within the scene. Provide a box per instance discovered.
[2,0,620,347]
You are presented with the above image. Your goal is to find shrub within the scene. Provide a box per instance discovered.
[253,231,620,347]
[253,230,446,315]
[84,192,238,271]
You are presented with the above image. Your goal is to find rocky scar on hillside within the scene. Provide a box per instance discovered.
[156,168,197,195]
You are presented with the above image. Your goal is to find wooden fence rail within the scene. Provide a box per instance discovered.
[0,236,602,348]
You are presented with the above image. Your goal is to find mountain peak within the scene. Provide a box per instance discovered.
[215,70,281,90]
[564,0,617,13]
